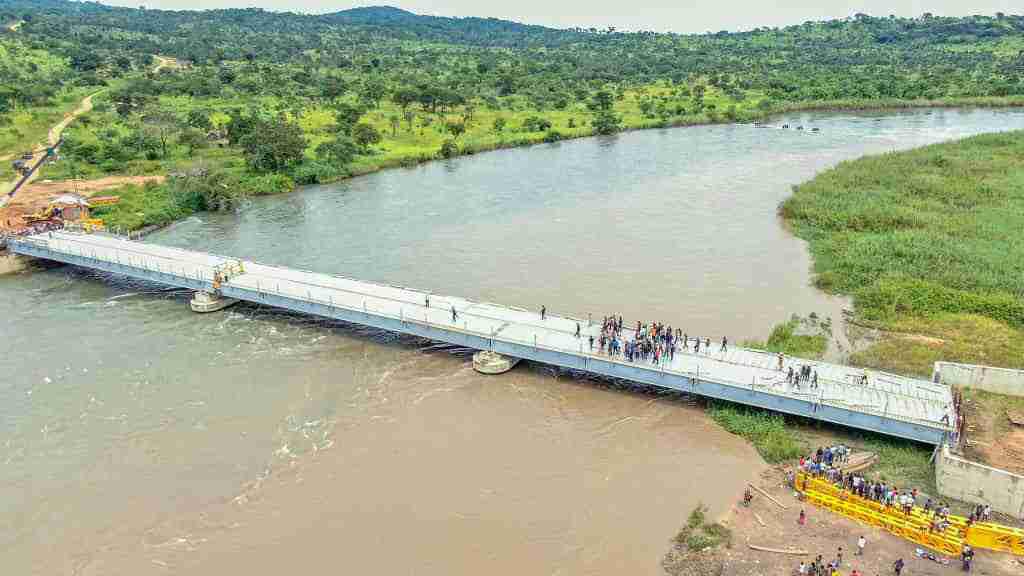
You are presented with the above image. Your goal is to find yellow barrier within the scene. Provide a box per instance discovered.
[797,472,1024,556]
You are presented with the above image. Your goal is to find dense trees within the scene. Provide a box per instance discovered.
[5,0,1024,114]
[4,0,1024,198]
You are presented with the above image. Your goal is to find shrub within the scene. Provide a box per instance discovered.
[240,172,295,196]
[439,139,459,159]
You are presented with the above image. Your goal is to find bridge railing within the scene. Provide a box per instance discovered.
[230,270,949,431]
[18,232,952,432]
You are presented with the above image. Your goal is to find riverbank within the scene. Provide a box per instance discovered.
[73,98,1024,234]
[780,129,1024,378]
[666,465,1023,576]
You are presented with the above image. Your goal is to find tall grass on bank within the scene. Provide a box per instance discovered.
[742,315,829,359]
[706,402,805,463]
[781,130,1024,373]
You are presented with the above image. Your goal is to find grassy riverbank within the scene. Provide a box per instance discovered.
[76,95,1024,233]
[781,130,1024,377]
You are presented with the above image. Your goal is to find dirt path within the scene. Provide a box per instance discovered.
[0,90,103,205]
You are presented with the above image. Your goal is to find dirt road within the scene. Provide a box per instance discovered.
[0,90,102,205]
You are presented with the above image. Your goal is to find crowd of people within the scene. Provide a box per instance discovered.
[590,314,730,367]
[797,444,995,542]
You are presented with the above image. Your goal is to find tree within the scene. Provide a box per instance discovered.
[592,110,621,135]
[352,122,382,150]
[178,127,209,154]
[590,90,614,111]
[316,134,358,167]
[238,117,306,172]
[393,87,418,112]
[493,117,506,133]
[388,114,400,137]
[186,108,212,131]
[403,110,416,132]
[445,120,466,139]
[361,79,387,108]
[333,102,364,135]
[320,75,347,100]
[142,109,180,158]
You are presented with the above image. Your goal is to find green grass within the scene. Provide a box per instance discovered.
[675,504,733,552]
[742,315,830,359]
[782,130,1024,375]
[705,402,806,463]
[89,181,193,231]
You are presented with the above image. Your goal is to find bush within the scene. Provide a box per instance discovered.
[439,139,459,159]
[543,129,564,143]
[291,160,344,184]
[522,116,552,132]
[240,173,295,196]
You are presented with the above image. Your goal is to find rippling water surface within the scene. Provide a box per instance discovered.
[3,109,1024,575]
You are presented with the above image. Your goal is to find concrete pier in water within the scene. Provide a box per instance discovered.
[190,290,239,313]
[9,230,957,444]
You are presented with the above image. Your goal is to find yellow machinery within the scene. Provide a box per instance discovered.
[797,471,1024,556]
[21,195,118,229]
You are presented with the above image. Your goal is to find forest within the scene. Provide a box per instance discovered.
[2,1,1024,227]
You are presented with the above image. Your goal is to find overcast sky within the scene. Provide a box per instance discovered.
[96,1,1020,34]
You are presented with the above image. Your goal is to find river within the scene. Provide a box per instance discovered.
[3,109,1024,575]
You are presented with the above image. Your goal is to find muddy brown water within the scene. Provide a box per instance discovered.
[4,109,1024,574]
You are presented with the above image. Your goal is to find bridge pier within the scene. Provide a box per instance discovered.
[473,350,521,375]
[190,290,239,313]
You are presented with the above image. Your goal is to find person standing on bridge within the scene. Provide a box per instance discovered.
[575,323,581,338]
[425,294,430,308]
[451,306,457,322]
[589,334,594,351]
[721,336,728,352]
[541,305,546,320]
[694,338,700,354]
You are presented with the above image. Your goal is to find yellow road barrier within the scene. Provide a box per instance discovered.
[797,472,1024,556]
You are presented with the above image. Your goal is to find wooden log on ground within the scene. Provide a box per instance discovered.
[748,544,807,555]
[749,483,788,510]
[753,512,767,527]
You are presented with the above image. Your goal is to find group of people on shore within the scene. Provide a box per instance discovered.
[796,547,864,576]
[797,445,996,538]
[591,314,730,366]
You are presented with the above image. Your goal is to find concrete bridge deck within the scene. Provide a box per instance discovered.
[9,230,956,444]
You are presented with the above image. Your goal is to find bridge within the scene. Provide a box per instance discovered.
[8,230,956,444]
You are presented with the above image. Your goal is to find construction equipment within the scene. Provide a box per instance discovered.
[21,194,117,230]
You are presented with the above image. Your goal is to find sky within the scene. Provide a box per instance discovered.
[96,1,1021,34]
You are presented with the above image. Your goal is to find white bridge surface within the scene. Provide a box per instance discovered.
[18,231,956,436]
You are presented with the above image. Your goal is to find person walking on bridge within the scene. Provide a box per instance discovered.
[575,323,581,338]
[721,336,728,352]
[451,306,457,322]
[541,305,546,320]
[425,294,430,308]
